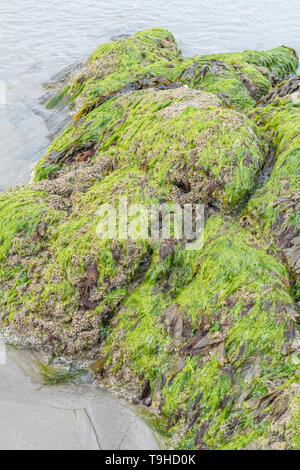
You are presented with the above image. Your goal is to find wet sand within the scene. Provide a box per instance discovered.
[0,346,158,450]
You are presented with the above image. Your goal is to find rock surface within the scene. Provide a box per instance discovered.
[0,28,299,450]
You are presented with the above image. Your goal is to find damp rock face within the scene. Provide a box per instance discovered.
[0,28,299,450]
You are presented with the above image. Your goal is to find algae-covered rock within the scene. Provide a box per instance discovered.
[44,28,297,119]
[242,77,300,282]
[104,215,299,449]
[58,27,181,114]
[35,86,266,211]
[0,28,299,449]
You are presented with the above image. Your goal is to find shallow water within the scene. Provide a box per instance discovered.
[0,0,300,188]
[0,345,158,450]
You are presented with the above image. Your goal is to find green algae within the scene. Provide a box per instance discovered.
[242,85,300,278]
[180,46,298,106]
[37,361,88,385]
[45,86,70,110]
[35,87,266,211]
[0,189,51,262]
[68,27,181,111]
[35,164,62,181]
[70,44,297,118]
[0,28,299,449]
[45,27,297,121]
[104,215,298,449]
